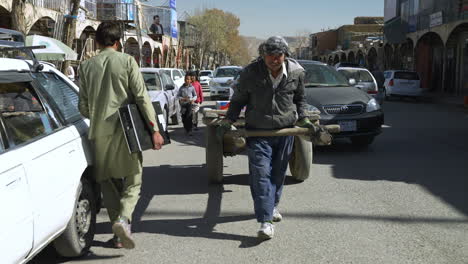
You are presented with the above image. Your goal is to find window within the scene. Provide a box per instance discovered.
[384,72,392,79]
[394,71,419,80]
[339,69,374,82]
[173,70,183,80]
[34,73,81,124]
[161,73,174,88]
[142,72,163,91]
[0,82,58,146]
[215,68,241,78]
[199,71,212,77]
[302,64,349,87]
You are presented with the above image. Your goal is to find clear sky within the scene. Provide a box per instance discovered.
[148,0,384,38]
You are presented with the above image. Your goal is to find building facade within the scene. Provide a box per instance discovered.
[0,0,194,69]
[384,0,468,95]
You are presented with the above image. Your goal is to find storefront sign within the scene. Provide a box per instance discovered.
[430,11,443,28]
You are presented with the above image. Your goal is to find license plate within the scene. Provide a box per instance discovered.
[338,120,357,132]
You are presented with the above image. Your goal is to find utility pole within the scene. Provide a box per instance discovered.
[134,1,144,67]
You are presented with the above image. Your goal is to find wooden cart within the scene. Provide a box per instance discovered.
[203,109,340,183]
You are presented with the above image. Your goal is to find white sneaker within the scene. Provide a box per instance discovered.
[258,222,274,240]
[273,207,282,222]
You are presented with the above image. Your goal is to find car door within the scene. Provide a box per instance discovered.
[0,77,76,256]
[0,130,33,264]
[24,72,83,249]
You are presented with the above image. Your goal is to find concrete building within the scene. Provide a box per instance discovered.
[310,17,384,70]
[384,0,468,96]
[0,0,194,69]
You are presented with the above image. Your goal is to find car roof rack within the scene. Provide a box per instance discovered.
[0,28,25,45]
[0,45,46,72]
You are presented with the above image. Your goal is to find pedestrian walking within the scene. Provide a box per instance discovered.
[226,36,312,240]
[78,22,164,249]
[177,74,197,135]
[190,72,204,130]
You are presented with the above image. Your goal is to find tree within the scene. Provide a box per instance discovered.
[61,0,81,73]
[11,0,28,35]
[188,8,250,68]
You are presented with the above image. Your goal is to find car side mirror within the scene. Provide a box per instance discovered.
[174,76,181,80]
[349,78,356,86]
[165,84,175,90]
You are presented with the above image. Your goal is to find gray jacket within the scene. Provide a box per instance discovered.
[227,58,307,129]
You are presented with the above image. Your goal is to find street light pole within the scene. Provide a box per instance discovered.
[135,0,144,67]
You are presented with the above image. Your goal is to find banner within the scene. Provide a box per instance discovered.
[171,8,178,39]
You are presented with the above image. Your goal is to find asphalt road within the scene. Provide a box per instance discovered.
[31,97,468,264]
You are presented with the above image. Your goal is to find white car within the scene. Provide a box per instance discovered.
[209,66,242,100]
[140,68,180,126]
[198,70,213,91]
[0,54,97,263]
[337,66,384,105]
[159,68,185,89]
[383,70,423,99]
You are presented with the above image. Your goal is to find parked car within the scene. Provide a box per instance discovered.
[209,66,242,100]
[383,70,423,100]
[298,60,384,146]
[199,70,213,91]
[337,66,384,105]
[159,68,185,89]
[0,44,97,262]
[140,68,180,126]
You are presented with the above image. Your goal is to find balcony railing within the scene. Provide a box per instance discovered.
[96,0,134,21]
[28,0,71,13]
[84,0,97,19]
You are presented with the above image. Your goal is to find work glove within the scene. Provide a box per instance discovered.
[216,118,234,142]
[296,117,315,128]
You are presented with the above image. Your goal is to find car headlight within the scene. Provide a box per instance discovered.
[366,98,381,112]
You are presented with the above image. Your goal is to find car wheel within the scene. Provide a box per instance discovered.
[351,136,375,147]
[384,89,391,101]
[162,108,169,128]
[170,108,179,125]
[54,179,96,257]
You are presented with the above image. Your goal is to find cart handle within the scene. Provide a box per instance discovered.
[224,125,340,138]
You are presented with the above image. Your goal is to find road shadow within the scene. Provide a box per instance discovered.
[27,244,123,264]
[223,174,304,186]
[94,164,261,248]
[314,101,468,216]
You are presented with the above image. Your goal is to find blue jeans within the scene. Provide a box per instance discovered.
[247,136,294,222]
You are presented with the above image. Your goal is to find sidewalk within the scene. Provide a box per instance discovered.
[422,92,468,109]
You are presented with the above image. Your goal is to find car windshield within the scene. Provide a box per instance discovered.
[215,68,241,78]
[395,71,419,80]
[301,63,350,87]
[339,69,374,83]
[199,71,212,77]
[141,72,162,91]
[161,70,172,78]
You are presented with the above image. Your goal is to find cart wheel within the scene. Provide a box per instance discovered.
[289,136,313,181]
[206,126,224,184]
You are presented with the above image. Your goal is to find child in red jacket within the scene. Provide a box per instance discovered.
[190,72,204,129]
